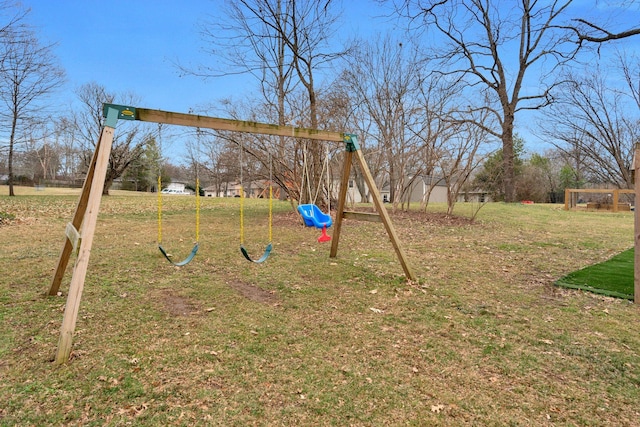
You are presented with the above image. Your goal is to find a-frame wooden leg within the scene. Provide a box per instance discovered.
[352,149,415,281]
[47,132,102,296]
[54,124,115,365]
[330,134,416,282]
[330,150,353,258]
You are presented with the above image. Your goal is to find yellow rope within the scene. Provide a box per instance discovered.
[157,175,163,244]
[239,154,272,246]
[195,177,200,242]
[268,183,273,242]
[158,175,200,245]
[239,185,245,245]
[240,183,271,244]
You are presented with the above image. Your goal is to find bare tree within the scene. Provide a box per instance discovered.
[567,0,640,45]
[438,119,488,214]
[23,121,60,182]
[620,54,640,111]
[196,131,239,197]
[392,0,586,202]
[343,36,425,210]
[72,82,147,195]
[542,66,639,188]
[194,0,347,210]
[393,0,640,202]
[412,73,462,211]
[54,117,82,182]
[198,0,295,178]
[0,22,64,195]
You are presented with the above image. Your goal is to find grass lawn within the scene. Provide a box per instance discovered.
[1,186,639,426]
[556,248,634,300]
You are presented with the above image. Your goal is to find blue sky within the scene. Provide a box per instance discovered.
[27,0,386,114]
[23,0,640,156]
[29,1,254,112]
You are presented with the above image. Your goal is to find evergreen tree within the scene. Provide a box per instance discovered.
[122,136,164,192]
[474,135,525,201]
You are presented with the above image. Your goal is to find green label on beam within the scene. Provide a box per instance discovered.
[102,104,137,121]
[344,133,360,152]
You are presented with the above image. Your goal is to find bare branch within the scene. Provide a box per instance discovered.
[573,18,640,43]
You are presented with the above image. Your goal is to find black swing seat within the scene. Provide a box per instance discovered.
[240,242,272,263]
[159,242,199,266]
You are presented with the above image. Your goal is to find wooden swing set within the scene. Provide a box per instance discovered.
[47,104,416,365]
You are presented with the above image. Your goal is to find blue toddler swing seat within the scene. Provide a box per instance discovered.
[297,204,332,242]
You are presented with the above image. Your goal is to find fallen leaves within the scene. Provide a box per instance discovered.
[431,403,446,413]
[117,403,149,417]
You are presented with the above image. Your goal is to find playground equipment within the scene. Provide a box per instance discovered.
[239,148,273,263]
[47,104,416,365]
[297,141,333,242]
[564,188,634,212]
[297,203,332,242]
[156,170,200,266]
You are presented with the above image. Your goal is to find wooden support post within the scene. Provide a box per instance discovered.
[47,140,100,295]
[342,211,381,222]
[352,149,416,281]
[613,189,619,212]
[54,121,116,365]
[330,150,353,259]
[331,134,416,282]
[634,144,640,304]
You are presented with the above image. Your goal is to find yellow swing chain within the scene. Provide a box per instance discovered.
[239,148,272,245]
[157,174,163,244]
[157,171,200,246]
[268,156,273,243]
[240,138,246,245]
[239,183,245,245]
[195,176,200,242]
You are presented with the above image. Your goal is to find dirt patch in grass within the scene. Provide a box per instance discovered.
[153,288,200,316]
[272,209,303,226]
[390,209,475,226]
[227,279,279,304]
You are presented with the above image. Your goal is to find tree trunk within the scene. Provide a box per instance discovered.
[502,114,516,203]
[8,112,18,197]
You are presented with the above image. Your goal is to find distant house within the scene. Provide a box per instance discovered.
[203,180,281,198]
[203,182,241,198]
[164,182,188,193]
[360,175,490,204]
[203,185,227,197]
[384,176,449,204]
[203,175,488,204]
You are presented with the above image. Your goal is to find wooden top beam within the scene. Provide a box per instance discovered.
[132,107,345,143]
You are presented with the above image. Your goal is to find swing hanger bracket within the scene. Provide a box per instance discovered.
[343,133,360,152]
[102,104,138,122]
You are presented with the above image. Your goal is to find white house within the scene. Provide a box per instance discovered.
[203,180,281,199]
[361,175,489,204]
[168,182,185,192]
[203,175,488,204]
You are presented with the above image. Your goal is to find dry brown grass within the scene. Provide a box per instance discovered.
[0,186,638,426]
